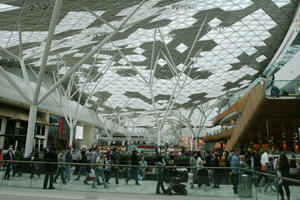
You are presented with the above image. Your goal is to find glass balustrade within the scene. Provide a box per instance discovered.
[263,80,300,98]
[1,160,299,200]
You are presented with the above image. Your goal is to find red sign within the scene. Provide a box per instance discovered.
[137,145,155,149]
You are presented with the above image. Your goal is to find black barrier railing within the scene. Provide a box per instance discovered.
[1,160,300,184]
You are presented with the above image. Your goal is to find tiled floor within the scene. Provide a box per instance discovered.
[0,187,235,200]
[0,173,299,200]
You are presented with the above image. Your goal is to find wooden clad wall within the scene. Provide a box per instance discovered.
[203,128,233,142]
[225,83,266,151]
[214,92,249,125]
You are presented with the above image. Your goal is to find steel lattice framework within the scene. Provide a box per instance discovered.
[0,0,298,152]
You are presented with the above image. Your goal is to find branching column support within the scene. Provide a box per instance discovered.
[18,23,30,83]
[38,0,146,105]
[157,16,207,140]
[25,0,63,157]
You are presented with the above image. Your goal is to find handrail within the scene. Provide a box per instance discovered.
[1,160,300,185]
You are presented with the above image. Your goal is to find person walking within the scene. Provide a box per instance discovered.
[126,150,140,185]
[30,148,40,179]
[189,152,197,188]
[3,147,14,180]
[54,149,67,184]
[253,150,262,187]
[155,155,166,194]
[12,148,22,177]
[277,153,290,200]
[139,156,147,180]
[204,151,211,186]
[212,152,220,188]
[263,157,277,193]
[231,149,242,194]
[84,146,101,185]
[92,152,107,189]
[110,148,120,185]
[197,152,206,188]
[260,149,270,189]
[65,147,72,182]
[43,146,58,189]
[74,149,88,181]
[104,154,112,183]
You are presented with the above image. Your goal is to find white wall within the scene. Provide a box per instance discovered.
[0,117,7,149]
[80,124,95,147]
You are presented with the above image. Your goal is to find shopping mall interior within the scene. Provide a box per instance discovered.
[0,0,300,199]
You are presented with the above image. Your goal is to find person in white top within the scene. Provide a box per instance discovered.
[261,149,270,171]
[259,149,270,189]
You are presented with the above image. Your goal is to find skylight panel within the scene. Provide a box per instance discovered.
[256,55,267,62]
[125,55,147,62]
[58,67,70,74]
[0,4,18,12]
[74,53,85,57]
[271,0,291,7]
[55,11,104,34]
[208,18,222,28]
[176,43,188,53]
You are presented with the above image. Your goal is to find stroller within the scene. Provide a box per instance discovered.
[165,168,188,195]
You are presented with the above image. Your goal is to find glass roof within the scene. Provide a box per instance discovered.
[0,0,298,133]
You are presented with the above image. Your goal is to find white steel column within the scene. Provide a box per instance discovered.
[18,23,29,82]
[69,128,74,148]
[33,0,64,105]
[81,124,95,147]
[44,113,50,148]
[25,105,37,157]
[0,118,7,149]
[157,129,161,147]
[24,0,63,157]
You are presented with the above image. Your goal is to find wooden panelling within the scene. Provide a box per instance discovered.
[224,83,300,151]
[225,84,266,151]
[203,128,233,142]
[214,92,249,125]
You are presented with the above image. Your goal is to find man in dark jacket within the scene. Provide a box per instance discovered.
[4,147,14,180]
[278,153,290,200]
[43,146,58,189]
[125,150,140,185]
[74,149,88,181]
[109,148,119,184]
[204,151,211,186]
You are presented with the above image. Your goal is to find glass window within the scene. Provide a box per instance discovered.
[41,126,46,136]
[0,118,2,131]
[36,125,41,135]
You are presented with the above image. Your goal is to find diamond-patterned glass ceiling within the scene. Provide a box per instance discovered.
[0,0,298,131]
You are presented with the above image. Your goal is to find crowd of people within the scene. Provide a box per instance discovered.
[186,149,299,200]
[0,145,299,199]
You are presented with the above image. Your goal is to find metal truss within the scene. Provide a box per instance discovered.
[0,0,147,156]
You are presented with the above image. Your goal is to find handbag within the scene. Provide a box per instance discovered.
[262,164,267,171]
[276,170,283,185]
[89,168,96,178]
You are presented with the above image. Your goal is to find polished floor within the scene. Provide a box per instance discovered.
[0,173,299,200]
[0,187,235,200]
